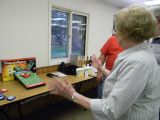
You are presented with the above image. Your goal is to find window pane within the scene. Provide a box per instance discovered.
[51,10,69,58]
[72,14,87,56]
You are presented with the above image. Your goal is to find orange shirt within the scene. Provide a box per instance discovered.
[100,35,123,71]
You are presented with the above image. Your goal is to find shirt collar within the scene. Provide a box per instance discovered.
[117,42,148,61]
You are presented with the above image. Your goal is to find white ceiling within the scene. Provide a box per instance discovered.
[100,0,153,8]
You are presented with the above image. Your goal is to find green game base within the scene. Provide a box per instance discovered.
[14,71,46,89]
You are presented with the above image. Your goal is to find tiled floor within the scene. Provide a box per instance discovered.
[25,101,94,120]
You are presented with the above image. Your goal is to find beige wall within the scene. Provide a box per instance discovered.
[0,0,119,68]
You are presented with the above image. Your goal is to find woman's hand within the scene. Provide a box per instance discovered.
[91,55,110,83]
[91,55,103,83]
[91,55,102,70]
[48,77,91,109]
[48,78,76,100]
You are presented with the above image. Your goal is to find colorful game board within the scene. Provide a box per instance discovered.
[14,71,46,89]
[1,57,36,81]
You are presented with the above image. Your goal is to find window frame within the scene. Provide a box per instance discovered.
[48,3,89,65]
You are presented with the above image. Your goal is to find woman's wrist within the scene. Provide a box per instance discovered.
[71,92,91,109]
[71,92,77,101]
[98,65,103,72]
[71,92,80,102]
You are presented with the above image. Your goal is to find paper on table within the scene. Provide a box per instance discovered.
[51,72,67,77]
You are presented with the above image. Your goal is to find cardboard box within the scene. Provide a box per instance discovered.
[1,57,36,81]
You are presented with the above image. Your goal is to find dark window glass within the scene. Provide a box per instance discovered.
[72,14,87,56]
[51,10,69,58]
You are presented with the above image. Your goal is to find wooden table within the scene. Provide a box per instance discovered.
[0,73,94,106]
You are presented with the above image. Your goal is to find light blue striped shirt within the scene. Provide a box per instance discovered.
[90,42,160,120]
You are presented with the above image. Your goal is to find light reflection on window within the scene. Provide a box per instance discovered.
[72,14,86,56]
[51,10,69,58]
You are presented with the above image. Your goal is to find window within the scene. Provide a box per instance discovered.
[49,6,88,65]
[72,14,87,56]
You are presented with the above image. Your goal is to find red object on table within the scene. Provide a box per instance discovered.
[21,73,30,78]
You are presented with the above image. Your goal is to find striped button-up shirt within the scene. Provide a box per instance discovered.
[90,42,160,120]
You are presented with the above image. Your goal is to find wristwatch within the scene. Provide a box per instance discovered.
[71,92,77,101]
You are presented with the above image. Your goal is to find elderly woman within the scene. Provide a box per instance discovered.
[48,5,160,120]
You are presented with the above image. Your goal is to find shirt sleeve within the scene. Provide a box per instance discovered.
[90,60,150,120]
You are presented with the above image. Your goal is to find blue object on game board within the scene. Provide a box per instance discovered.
[0,94,6,100]
[6,96,16,101]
